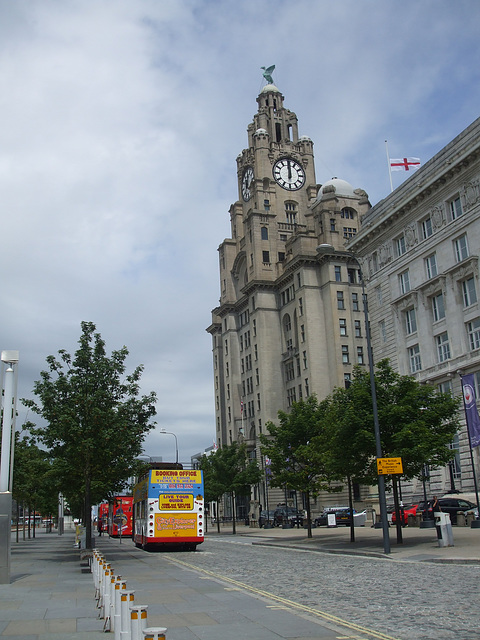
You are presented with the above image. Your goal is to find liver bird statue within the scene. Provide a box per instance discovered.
[261,65,275,84]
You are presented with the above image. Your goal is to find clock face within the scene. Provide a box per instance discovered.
[242,166,254,201]
[273,158,305,191]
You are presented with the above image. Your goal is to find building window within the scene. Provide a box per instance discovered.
[379,320,387,342]
[357,346,364,364]
[376,286,383,304]
[339,319,347,336]
[399,270,410,294]
[467,319,480,351]
[421,217,433,240]
[335,265,342,282]
[285,202,297,224]
[449,435,461,479]
[264,199,270,211]
[454,235,469,262]
[425,253,438,279]
[405,308,417,334]
[278,252,285,262]
[262,250,270,263]
[344,373,352,388]
[261,226,268,240]
[337,291,345,309]
[330,218,336,232]
[287,387,297,407]
[408,344,422,372]
[347,268,357,284]
[462,277,477,307]
[299,297,303,316]
[432,292,445,322]
[342,345,349,364]
[436,332,451,363]
[354,320,362,337]
[343,227,357,239]
[341,207,355,219]
[352,292,360,311]
[300,324,305,342]
[449,195,463,220]
[303,351,308,368]
[285,361,295,381]
[305,378,309,396]
[396,235,407,256]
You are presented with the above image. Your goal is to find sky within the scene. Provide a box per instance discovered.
[1,1,480,464]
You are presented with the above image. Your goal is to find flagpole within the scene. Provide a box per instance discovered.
[385,140,393,193]
[460,374,480,528]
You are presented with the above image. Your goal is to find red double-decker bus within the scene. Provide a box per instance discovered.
[107,496,133,537]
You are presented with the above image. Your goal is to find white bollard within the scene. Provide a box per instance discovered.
[142,628,167,640]
[114,579,127,640]
[120,590,135,640]
[109,574,121,632]
[102,566,113,627]
[130,605,148,640]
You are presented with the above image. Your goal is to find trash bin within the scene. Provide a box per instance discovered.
[435,512,454,547]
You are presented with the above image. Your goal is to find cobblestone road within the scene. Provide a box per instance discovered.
[167,535,479,640]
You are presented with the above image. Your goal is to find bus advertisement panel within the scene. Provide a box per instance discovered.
[133,468,204,550]
[108,496,133,537]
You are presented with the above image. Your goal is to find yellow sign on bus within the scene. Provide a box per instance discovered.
[377,457,403,475]
[155,513,197,538]
[159,494,193,511]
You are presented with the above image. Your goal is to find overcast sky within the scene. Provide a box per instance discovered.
[2,1,479,464]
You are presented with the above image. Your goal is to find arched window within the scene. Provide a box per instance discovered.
[341,207,356,220]
[285,202,298,224]
[261,226,268,240]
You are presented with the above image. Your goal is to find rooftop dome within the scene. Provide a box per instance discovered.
[254,128,268,136]
[318,177,355,198]
[260,83,280,93]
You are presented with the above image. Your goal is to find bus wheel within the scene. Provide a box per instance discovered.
[187,543,197,551]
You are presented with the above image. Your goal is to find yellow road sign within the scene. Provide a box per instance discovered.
[377,457,403,475]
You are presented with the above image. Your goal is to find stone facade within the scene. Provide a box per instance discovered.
[349,116,480,500]
[207,85,371,516]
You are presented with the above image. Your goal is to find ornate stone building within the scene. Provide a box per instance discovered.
[349,116,480,500]
[207,83,371,516]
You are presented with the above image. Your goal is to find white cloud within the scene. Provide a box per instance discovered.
[1,0,479,462]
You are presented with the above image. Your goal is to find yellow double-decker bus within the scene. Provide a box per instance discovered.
[133,464,204,551]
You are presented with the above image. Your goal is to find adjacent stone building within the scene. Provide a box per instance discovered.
[349,116,480,500]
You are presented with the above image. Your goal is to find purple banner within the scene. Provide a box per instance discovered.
[461,374,480,448]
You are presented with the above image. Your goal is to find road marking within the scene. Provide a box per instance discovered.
[166,557,401,640]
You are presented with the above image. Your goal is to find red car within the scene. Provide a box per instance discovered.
[391,504,419,525]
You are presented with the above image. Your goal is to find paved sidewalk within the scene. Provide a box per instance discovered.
[223,521,480,563]
[0,523,478,639]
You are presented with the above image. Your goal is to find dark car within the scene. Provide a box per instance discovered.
[315,507,354,527]
[273,507,304,527]
[258,510,276,528]
[437,498,478,524]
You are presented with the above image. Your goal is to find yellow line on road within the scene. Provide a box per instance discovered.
[166,557,401,640]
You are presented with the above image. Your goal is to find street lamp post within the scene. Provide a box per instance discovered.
[317,246,391,554]
[159,429,179,465]
[0,350,19,584]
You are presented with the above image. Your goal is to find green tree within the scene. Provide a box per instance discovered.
[260,396,340,538]
[23,321,157,548]
[12,434,58,535]
[200,442,262,534]
[322,360,461,541]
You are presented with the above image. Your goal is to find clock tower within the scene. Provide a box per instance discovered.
[207,78,371,518]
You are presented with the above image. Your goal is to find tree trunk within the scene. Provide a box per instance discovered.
[85,475,92,549]
[305,490,313,538]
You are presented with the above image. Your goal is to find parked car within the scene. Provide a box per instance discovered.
[314,507,366,527]
[391,504,419,526]
[258,510,276,528]
[437,497,478,524]
[272,507,304,527]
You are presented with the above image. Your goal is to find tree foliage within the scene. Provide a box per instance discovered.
[260,395,341,537]
[200,442,262,534]
[22,321,157,547]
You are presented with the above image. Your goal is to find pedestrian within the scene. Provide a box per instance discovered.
[97,519,103,537]
[431,496,442,514]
